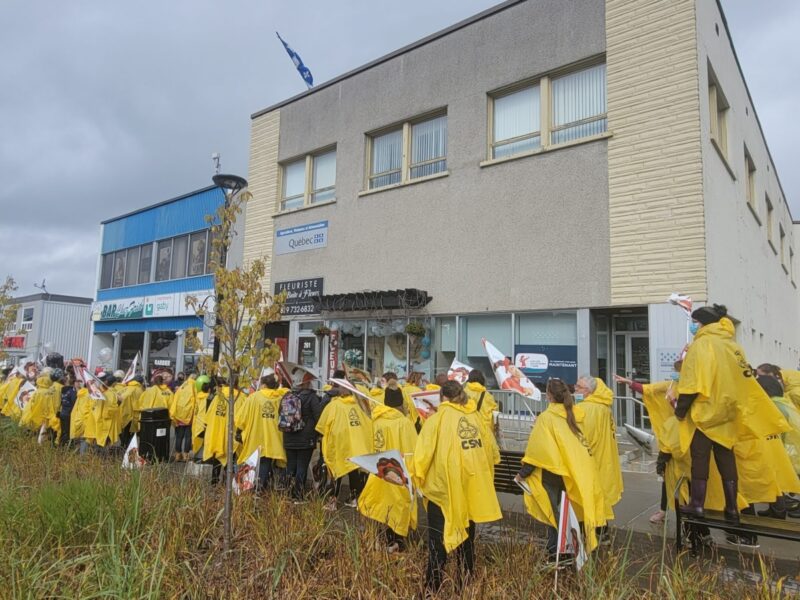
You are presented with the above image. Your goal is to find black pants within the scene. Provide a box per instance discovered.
[285,447,314,499]
[660,480,667,512]
[383,525,406,550]
[174,425,191,453]
[690,429,737,480]
[59,416,71,446]
[333,470,367,500]
[258,457,274,491]
[119,423,132,449]
[425,501,475,592]
[209,458,223,486]
[542,469,566,555]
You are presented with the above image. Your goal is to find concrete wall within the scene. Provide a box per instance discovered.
[696,0,800,368]
[251,0,611,315]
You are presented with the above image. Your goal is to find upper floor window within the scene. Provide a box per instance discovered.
[22,308,33,322]
[780,225,787,268]
[367,113,447,190]
[488,61,606,161]
[765,195,775,250]
[744,147,757,214]
[708,63,729,158]
[280,148,337,211]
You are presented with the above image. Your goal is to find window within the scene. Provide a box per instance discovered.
[791,248,796,284]
[100,253,113,289]
[488,61,606,161]
[171,235,189,279]
[550,63,607,145]
[124,246,140,287]
[112,251,126,288]
[492,86,541,159]
[780,225,786,268]
[22,308,33,322]
[138,244,152,284]
[155,239,172,281]
[280,148,337,211]
[188,231,207,276]
[766,195,775,250]
[410,115,447,179]
[708,63,729,158]
[745,148,756,213]
[369,129,403,189]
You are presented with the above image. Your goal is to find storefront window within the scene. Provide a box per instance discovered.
[112,251,126,288]
[171,235,189,279]
[148,330,178,374]
[119,332,144,372]
[366,319,407,378]
[297,321,323,370]
[432,317,456,379]
[337,319,365,372]
[515,312,578,384]
[155,240,172,281]
[458,314,512,386]
[188,231,207,276]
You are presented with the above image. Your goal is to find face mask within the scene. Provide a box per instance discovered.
[670,372,680,381]
[573,393,584,402]
[689,322,700,336]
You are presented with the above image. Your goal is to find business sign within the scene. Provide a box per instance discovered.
[2,336,25,349]
[328,330,339,378]
[274,277,323,316]
[144,295,173,317]
[92,289,214,322]
[94,298,145,321]
[275,220,328,255]
[514,344,578,384]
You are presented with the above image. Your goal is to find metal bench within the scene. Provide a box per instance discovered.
[494,450,525,495]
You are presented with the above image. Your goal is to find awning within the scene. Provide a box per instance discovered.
[313,288,432,313]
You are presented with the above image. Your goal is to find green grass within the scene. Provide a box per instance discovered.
[0,418,788,599]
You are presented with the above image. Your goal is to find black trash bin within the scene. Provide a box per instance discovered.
[139,407,170,462]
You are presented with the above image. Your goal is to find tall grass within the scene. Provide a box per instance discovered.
[0,419,787,599]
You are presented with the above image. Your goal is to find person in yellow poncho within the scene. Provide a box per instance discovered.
[203,380,244,485]
[758,365,800,410]
[92,373,122,448]
[20,372,58,433]
[234,374,287,490]
[110,370,133,448]
[70,381,96,453]
[464,370,498,433]
[575,375,622,539]
[315,382,373,508]
[676,305,790,524]
[414,380,501,593]
[134,373,173,431]
[380,372,418,428]
[169,374,196,462]
[1,369,24,419]
[515,378,606,557]
[192,376,211,458]
[358,388,418,551]
[118,375,144,445]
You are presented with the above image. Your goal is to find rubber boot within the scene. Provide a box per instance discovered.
[679,479,707,517]
[722,479,740,524]
[757,495,787,519]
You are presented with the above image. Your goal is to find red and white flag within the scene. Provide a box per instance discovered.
[73,360,106,401]
[446,359,473,385]
[556,491,588,571]
[233,448,260,495]
[667,293,693,318]
[122,352,141,384]
[122,434,147,469]
[410,389,441,421]
[482,338,541,401]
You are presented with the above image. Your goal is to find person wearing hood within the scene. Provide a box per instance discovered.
[358,387,418,552]
[574,374,623,541]
[234,374,287,490]
[169,373,197,462]
[755,364,800,411]
[191,375,212,459]
[676,304,790,524]
[92,373,122,449]
[515,378,607,558]
[414,380,501,593]
[21,370,61,440]
[118,374,144,442]
[1,368,24,419]
[204,377,243,484]
[315,378,373,509]
[464,369,498,433]
[381,372,418,427]
[282,371,323,501]
[110,370,132,447]
[70,379,95,453]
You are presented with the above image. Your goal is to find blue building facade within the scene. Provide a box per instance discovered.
[90,185,224,375]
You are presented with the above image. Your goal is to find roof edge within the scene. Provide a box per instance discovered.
[251,0,526,119]
[12,293,93,305]
[100,184,221,225]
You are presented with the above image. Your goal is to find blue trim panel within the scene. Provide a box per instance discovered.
[96,275,214,301]
[101,187,224,253]
[93,316,203,333]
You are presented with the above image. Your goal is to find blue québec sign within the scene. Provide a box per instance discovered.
[275,220,328,255]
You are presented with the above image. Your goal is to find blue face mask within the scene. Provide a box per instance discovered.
[573,393,584,402]
[689,322,700,336]
[670,372,680,381]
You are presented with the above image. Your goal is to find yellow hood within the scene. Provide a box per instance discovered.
[371,403,404,421]
[696,317,735,340]
[465,381,485,394]
[36,375,53,389]
[585,378,613,407]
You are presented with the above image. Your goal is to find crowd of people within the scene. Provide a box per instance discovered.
[2,302,800,592]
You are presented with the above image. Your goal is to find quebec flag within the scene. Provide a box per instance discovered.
[276,32,314,88]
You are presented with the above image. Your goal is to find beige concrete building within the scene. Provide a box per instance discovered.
[243,0,799,419]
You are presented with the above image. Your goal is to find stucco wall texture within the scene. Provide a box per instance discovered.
[255,0,611,315]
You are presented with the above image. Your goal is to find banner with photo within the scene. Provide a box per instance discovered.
[482,338,541,401]
[410,389,441,421]
[349,449,413,497]
[14,381,36,410]
[446,359,473,385]
[233,448,260,495]
[122,352,141,384]
[514,345,578,384]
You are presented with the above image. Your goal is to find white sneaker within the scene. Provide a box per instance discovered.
[344,498,358,508]
[386,542,400,554]
[649,510,666,524]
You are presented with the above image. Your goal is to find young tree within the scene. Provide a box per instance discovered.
[185,188,285,554]
[0,276,19,362]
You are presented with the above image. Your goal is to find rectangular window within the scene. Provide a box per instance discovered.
[138,244,152,284]
[206,228,217,272]
[745,148,756,213]
[780,225,786,267]
[311,151,336,203]
[112,251,126,288]
[171,235,189,279]
[188,231,207,276]
[124,246,140,287]
[281,159,306,211]
[708,63,729,158]
[100,253,113,289]
[551,63,607,145]
[492,85,541,159]
[410,115,447,179]
[766,195,774,249]
[22,308,34,322]
[369,129,403,189]
[791,248,796,284]
[155,239,172,281]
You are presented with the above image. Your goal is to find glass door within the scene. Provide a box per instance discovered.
[612,330,650,427]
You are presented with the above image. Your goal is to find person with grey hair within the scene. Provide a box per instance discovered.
[573,374,623,545]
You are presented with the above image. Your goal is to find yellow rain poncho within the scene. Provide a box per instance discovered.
[772,395,800,474]
[381,385,418,425]
[118,381,143,431]
[234,387,286,463]
[169,380,196,426]
[465,381,498,432]
[520,403,607,552]
[677,318,790,452]
[358,404,418,536]
[93,389,121,447]
[192,391,210,454]
[413,401,501,553]
[70,388,94,440]
[580,378,623,513]
[780,370,800,410]
[203,387,243,466]
[21,376,60,433]
[2,377,24,421]
[315,393,373,479]
[134,384,173,432]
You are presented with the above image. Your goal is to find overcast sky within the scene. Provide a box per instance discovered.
[2,0,798,298]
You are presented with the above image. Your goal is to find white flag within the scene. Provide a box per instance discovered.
[446,359,473,385]
[667,293,693,318]
[122,352,140,384]
[14,381,36,409]
[122,434,146,469]
[349,449,413,498]
[482,338,541,401]
[37,423,48,445]
[410,389,441,421]
[556,491,588,571]
[233,448,260,495]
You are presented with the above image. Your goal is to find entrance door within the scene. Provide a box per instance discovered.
[612,331,650,427]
